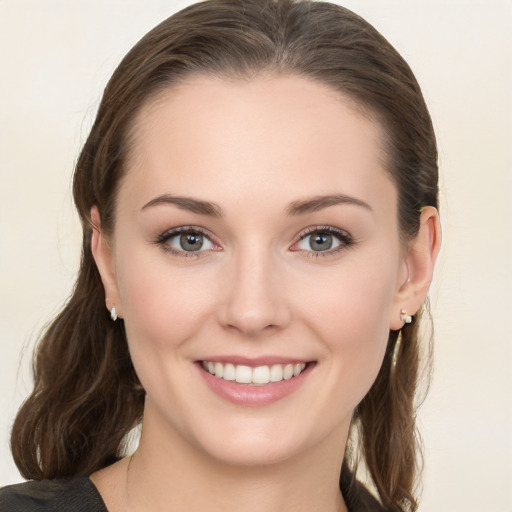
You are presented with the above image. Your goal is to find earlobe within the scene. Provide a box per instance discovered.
[90,206,123,319]
[390,206,441,330]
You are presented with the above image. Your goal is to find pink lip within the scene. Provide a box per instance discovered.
[196,361,315,407]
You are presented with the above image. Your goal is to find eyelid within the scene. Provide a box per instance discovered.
[155,225,221,257]
[296,225,351,239]
[290,225,355,256]
[154,224,355,258]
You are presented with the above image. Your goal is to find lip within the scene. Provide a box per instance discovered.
[196,359,315,407]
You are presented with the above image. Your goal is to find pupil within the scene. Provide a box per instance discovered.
[180,232,203,251]
[311,233,332,251]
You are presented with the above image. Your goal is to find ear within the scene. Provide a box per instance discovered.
[90,206,123,319]
[390,206,441,330]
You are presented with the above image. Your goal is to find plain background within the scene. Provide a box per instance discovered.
[1,1,511,510]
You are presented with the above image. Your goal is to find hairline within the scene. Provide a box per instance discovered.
[119,69,396,211]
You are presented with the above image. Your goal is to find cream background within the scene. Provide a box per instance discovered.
[1,1,511,510]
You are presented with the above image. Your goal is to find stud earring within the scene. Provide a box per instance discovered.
[400,309,412,324]
[110,305,118,322]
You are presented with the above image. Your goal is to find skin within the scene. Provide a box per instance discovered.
[90,75,441,512]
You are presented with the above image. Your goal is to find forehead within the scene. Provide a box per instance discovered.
[120,74,396,216]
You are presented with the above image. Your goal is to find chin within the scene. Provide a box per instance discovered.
[181,404,350,470]
[195,429,311,468]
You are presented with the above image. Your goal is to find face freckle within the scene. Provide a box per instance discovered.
[110,74,406,467]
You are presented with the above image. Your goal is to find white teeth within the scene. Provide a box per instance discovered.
[235,365,252,384]
[202,361,307,384]
[270,364,283,382]
[283,364,294,380]
[214,362,223,378]
[223,363,235,381]
[252,366,270,384]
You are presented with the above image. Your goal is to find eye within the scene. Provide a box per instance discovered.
[157,227,217,255]
[297,231,339,252]
[292,227,354,255]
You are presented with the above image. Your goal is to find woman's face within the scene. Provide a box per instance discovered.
[101,75,411,466]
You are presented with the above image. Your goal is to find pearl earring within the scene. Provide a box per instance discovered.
[110,305,118,321]
[400,309,412,324]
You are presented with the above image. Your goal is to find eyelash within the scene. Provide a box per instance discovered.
[154,226,218,258]
[293,225,355,258]
[154,225,355,258]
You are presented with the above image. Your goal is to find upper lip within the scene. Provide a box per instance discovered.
[196,355,313,367]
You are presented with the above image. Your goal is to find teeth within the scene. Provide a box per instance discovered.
[235,365,252,384]
[214,362,223,378]
[283,364,294,380]
[252,365,270,384]
[202,361,307,384]
[270,364,283,382]
[223,363,235,381]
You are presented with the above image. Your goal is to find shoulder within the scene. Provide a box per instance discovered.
[0,477,108,512]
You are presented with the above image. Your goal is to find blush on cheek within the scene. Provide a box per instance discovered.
[118,260,216,355]
[311,275,393,405]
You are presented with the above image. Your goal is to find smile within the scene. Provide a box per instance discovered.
[201,361,307,385]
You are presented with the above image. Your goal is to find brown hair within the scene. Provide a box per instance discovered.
[11,1,438,510]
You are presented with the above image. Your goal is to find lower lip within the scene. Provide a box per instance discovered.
[197,363,314,407]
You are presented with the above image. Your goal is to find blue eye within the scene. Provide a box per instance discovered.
[295,227,353,254]
[298,232,338,251]
[158,228,215,255]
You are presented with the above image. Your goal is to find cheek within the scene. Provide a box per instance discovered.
[115,246,215,354]
[296,249,399,335]
[114,250,221,412]
[293,252,400,402]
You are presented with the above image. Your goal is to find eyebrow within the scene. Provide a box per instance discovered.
[141,194,223,217]
[141,192,371,217]
[286,194,372,215]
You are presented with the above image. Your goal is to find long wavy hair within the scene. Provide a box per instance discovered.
[11,1,438,510]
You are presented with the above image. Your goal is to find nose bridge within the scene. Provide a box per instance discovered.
[220,240,289,336]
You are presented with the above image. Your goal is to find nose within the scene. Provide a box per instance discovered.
[217,245,291,337]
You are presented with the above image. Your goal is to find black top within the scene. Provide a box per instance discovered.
[0,476,384,511]
[0,478,106,512]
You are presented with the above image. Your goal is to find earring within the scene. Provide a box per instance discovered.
[400,309,412,324]
[110,305,118,322]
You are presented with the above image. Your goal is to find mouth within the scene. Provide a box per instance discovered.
[197,358,316,406]
[200,360,309,385]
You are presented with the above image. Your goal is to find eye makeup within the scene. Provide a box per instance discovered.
[153,223,356,260]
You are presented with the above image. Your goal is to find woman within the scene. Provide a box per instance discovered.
[0,0,441,511]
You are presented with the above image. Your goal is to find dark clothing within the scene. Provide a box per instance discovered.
[0,475,384,511]
[0,478,106,511]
